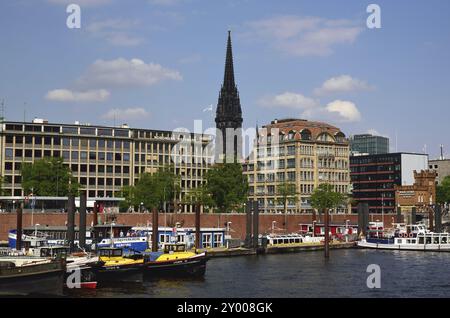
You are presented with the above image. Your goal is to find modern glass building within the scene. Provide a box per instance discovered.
[350,134,389,155]
[350,153,428,214]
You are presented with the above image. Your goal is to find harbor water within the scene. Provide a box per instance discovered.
[66,249,450,298]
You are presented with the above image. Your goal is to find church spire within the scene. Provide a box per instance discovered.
[223,30,236,90]
[215,30,243,162]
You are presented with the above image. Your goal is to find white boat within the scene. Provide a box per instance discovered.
[357,223,450,251]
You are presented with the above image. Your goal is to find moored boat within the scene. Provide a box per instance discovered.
[143,243,208,277]
[357,223,450,251]
[94,247,144,283]
[0,257,66,296]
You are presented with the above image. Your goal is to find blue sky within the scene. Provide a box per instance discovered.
[0,0,449,158]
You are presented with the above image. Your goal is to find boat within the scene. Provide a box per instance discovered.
[357,223,450,251]
[36,246,103,289]
[143,243,208,277]
[0,257,66,296]
[94,247,144,283]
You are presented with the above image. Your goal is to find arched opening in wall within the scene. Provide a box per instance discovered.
[300,129,312,141]
[335,132,346,143]
[317,133,335,143]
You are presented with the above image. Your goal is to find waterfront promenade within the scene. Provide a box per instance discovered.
[0,212,398,241]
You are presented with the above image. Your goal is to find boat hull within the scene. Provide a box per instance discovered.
[94,263,144,283]
[0,261,65,296]
[144,254,208,277]
[357,240,450,251]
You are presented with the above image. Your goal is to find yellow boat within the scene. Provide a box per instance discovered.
[143,243,208,277]
[94,247,144,283]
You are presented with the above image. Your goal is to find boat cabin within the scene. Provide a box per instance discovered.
[163,243,187,254]
[98,248,123,258]
[36,246,70,258]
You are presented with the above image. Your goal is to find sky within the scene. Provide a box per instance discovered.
[0,0,449,159]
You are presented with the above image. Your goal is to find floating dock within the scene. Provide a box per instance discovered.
[198,242,356,258]
[200,247,257,258]
[264,241,357,254]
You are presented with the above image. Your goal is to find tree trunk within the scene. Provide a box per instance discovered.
[284,199,288,233]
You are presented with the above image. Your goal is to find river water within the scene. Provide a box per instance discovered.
[67,249,450,298]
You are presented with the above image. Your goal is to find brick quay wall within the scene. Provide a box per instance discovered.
[0,212,399,241]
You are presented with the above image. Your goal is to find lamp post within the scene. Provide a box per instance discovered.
[34,223,40,238]
[226,221,232,249]
[272,221,277,233]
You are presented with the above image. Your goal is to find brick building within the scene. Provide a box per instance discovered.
[395,170,437,214]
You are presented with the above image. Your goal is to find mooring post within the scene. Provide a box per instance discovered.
[15,203,23,251]
[195,204,201,250]
[79,191,87,249]
[67,194,75,252]
[152,208,159,252]
[435,205,442,233]
[411,207,417,225]
[429,206,434,232]
[396,205,402,224]
[93,201,98,226]
[252,201,259,249]
[324,208,330,259]
[245,201,252,248]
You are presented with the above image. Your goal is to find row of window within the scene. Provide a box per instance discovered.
[4,148,131,162]
[5,135,131,149]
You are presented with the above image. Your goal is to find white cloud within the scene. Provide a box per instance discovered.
[259,92,319,109]
[102,107,150,120]
[325,100,361,122]
[367,129,390,138]
[45,89,110,102]
[243,15,363,56]
[47,0,112,6]
[259,91,362,123]
[77,58,182,88]
[86,19,144,47]
[314,75,373,95]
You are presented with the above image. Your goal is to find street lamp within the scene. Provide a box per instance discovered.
[272,221,277,233]
[34,223,40,238]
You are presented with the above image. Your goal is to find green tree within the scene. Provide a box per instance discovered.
[185,184,214,212]
[310,183,347,213]
[310,183,348,258]
[121,166,180,212]
[205,163,248,213]
[276,182,298,229]
[22,157,79,196]
[437,176,450,205]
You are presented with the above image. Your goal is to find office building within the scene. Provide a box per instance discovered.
[244,118,351,213]
[350,134,389,155]
[0,119,213,212]
[350,153,428,214]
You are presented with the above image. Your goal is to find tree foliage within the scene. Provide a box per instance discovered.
[205,163,248,213]
[310,183,347,212]
[276,182,297,213]
[119,166,180,211]
[437,176,450,204]
[22,157,79,196]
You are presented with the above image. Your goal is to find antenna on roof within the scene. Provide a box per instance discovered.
[440,144,445,160]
